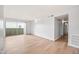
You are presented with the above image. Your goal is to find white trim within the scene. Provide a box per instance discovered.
[54,36,61,41]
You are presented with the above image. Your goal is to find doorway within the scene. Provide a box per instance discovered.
[54,14,68,42]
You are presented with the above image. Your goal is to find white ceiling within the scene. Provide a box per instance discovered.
[4,5,77,21]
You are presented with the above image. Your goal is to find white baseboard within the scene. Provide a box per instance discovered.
[33,33,54,41]
[54,36,62,41]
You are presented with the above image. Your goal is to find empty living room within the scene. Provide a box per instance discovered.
[0,5,79,54]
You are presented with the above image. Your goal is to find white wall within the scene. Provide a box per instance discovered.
[23,23,27,35]
[68,6,79,48]
[0,5,5,53]
[64,22,68,34]
[0,6,4,18]
[60,22,64,36]
[33,17,54,40]
[0,20,4,52]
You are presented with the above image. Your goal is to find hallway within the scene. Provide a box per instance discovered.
[4,35,79,54]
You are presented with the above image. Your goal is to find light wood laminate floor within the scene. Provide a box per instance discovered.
[4,35,79,54]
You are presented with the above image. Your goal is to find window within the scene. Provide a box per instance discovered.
[6,21,26,28]
[6,21,26,36]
